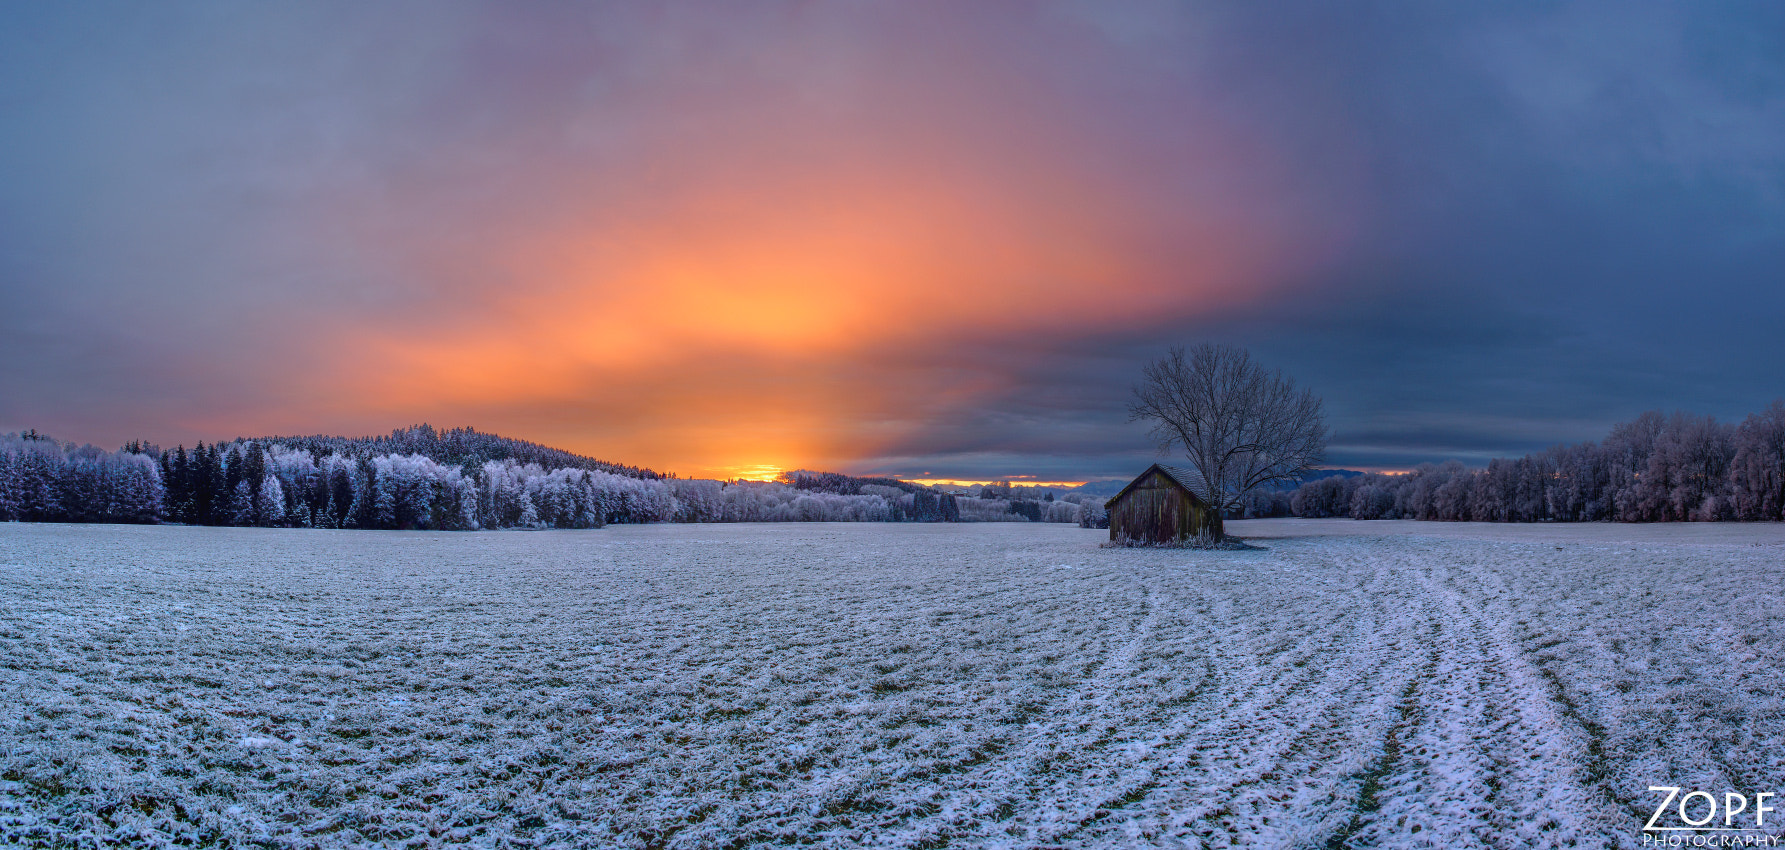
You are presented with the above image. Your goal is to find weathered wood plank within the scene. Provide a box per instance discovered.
[1107,465,1222,543]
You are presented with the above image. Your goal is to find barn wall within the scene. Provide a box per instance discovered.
[1107,469,1221,543]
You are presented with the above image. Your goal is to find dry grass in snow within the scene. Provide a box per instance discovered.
[3,519,1785,848]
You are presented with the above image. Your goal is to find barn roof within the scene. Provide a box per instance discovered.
[1105,462,1218,507]
[1155,464,1216,503]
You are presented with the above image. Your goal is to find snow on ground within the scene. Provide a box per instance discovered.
[2,520,1784,848]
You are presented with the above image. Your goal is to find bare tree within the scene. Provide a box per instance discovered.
[1128,344,1328,516]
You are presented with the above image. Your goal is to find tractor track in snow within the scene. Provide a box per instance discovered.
[4,521,1784,849]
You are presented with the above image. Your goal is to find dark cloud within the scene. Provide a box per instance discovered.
[2,2,1781,479]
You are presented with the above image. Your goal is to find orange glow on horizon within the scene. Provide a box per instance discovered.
[259,33,1352,482]
[303,168,1302,478]
[722,465,786,482]
[901,478,1090,490]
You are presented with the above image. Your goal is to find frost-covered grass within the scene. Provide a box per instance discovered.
[3,520,1785,848]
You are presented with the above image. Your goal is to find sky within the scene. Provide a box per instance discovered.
[3,2,1783,482]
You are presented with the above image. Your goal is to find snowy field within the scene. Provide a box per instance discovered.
[4,520,1785,848]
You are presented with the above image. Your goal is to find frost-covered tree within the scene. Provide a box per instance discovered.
[260,476,286,526]
[1130,344,1328,521]
[1280,404,1785,525]
[1732,402,1785,521]
[1076,500,1109,529]
[516,493,541,528]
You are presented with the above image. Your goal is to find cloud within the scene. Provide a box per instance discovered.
[2,2,1782,478]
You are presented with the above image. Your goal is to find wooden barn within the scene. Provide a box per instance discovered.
[1105,463,1223,544]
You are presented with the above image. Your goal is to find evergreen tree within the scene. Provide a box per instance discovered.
[242,444,268,526]
[352,455,377,529]
[222,446,244,524]
[329,460,355,527]
[158,452,178,521]
[197,443,224,525]
[910,490,939,521]
[173,446,193,523]
[260,476,286,527]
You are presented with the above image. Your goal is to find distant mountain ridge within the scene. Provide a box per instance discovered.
[1068,480,1127,497]
[1071,467,1363,497]
[1283,468,1364,489]
[240,424,662,480]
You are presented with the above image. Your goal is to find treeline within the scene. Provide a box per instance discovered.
[668,477,1092,524]
[1260,403,1785,523]
[776,470,1087,522]
[778,469,920,495]
[246,424,661,479]
[153,445,680,529]
[0,431,164,524]
[0,428,1107,529]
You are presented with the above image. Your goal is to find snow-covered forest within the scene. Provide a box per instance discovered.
[12,402,1782,530]
[1260,403,1785,522]
[0,432,164,525]
[253,424,660,479]
[0,427,1099,530]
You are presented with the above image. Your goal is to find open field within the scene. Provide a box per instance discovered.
[3,520,1785,848]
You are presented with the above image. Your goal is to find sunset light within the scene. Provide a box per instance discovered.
[901,479,1090,490]
[3,3,1782,479]
[7,4,1785,845]
[724,465,786,483]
